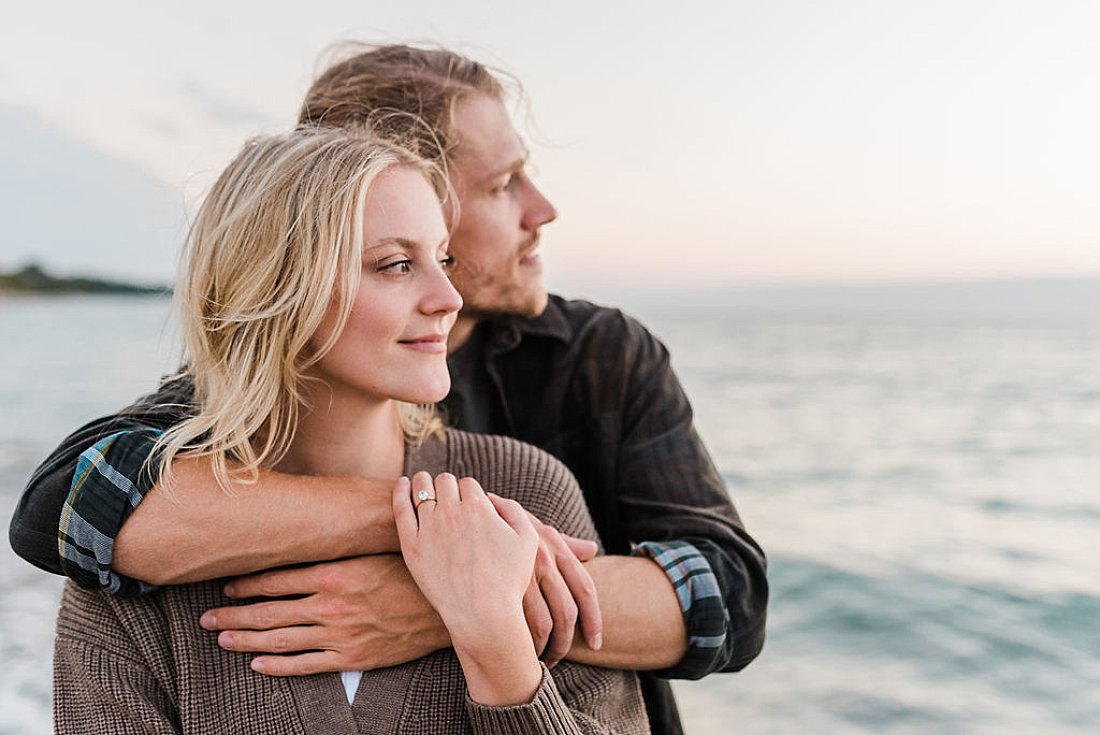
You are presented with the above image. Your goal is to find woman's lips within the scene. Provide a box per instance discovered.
[399,334,448,353]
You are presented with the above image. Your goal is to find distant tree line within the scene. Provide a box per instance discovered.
[0,263,170,295]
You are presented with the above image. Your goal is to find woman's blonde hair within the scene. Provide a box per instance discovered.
[153,126,444,492]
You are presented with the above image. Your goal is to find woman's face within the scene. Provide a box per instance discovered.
[310,166,462,406]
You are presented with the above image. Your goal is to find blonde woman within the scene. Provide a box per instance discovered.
[53,127,649,734]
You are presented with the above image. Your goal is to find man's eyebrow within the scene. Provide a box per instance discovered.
[485,150,530,181]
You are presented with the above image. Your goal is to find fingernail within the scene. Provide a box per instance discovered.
[218,632,234,647]
[251,658,266,673]
[399,476,410,487]
[590,633,603,650]
[223,582,236,597]
[199,612,216,629]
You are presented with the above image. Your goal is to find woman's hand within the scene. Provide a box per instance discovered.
[393,471,543,705]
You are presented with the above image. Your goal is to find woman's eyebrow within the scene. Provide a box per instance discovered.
[365,237,449,253]
[364,238,415,252]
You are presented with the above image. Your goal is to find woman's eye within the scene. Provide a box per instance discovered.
[378,259,412,274]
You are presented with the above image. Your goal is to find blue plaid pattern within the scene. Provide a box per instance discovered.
[633,540,729,678]
[59,429,163,597]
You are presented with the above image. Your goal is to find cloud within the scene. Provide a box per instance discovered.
[178,78,270,127]
[0,105,184,281]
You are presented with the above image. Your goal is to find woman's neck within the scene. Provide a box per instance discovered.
[277,382,406,479]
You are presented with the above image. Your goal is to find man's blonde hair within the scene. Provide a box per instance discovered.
[154,126,443,491]
[300,44,515,166]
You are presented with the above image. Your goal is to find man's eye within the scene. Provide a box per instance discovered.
[440,256,455,269]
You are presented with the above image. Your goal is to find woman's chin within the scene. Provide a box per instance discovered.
[398,376,451,406]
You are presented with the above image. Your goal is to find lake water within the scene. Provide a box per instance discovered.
[1,294,1098,734]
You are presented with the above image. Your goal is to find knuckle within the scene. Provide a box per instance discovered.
[535,544,553,565]
[256,576,283,598]
[316,568,345,592]
[322,598,349,620]
[457,477,479,492]
[532,616,553,641]
[254,604,278,629]
[561,600,579,625]
[573,586,598,609]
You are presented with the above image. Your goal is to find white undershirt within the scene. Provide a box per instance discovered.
[340,671,362,704]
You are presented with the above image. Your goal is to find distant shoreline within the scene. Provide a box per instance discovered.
[0,264,170,296]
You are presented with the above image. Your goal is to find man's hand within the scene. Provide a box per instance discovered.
[198,554,449,675]
[518,506,602,667]
[197,516,603,675]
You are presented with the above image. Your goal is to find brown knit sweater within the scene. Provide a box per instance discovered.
[53,430,650,734]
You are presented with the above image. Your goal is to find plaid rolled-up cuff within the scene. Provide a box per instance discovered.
[59,429,163,597]
[632,539,729,680]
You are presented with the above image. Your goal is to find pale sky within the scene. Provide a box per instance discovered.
[2,0,1098,291]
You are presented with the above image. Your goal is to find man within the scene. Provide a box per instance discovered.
[10,45,767,735]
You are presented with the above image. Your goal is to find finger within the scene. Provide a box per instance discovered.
[522,578,552,656]
[216,625,326,655]
[409,471,439,517]
[562,534,599,562]
[537,559,577,667]
[200,597,318,632]
[250,650,346,677]
[489,495,536,540]
[393,476,419,543]
[556,548,603,651]
[431,472,459,505]
[223,564,325,599]
[538,524,603,650]
[456,476,487,506]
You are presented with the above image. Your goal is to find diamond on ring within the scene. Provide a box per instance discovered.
[417,490,432,502]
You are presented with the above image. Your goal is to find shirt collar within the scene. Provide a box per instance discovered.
[484,294,573,353]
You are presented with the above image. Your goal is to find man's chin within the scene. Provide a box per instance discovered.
[524,290,550,318]
[462,289,548,321]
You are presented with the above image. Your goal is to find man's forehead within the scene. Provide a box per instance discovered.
[450,95,527,173]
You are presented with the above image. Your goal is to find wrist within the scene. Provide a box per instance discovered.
[451,612,542,706]
[354,477,401,554]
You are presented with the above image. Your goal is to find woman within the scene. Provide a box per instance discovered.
[53,127,649,734]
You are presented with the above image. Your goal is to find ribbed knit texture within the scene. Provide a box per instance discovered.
[54,429,649,734]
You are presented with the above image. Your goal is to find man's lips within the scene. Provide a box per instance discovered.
[398,334,448,353]
[519,243,541,266]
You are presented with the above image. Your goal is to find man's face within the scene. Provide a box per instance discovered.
[446,94,557,321]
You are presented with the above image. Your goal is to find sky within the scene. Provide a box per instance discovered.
[2,0,1099,292]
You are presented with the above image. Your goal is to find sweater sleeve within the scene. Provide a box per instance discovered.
[465,664,592,735]
[53,583,180,734]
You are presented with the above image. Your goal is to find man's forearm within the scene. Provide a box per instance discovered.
[113,456,398,584]
[566,555,687,670]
